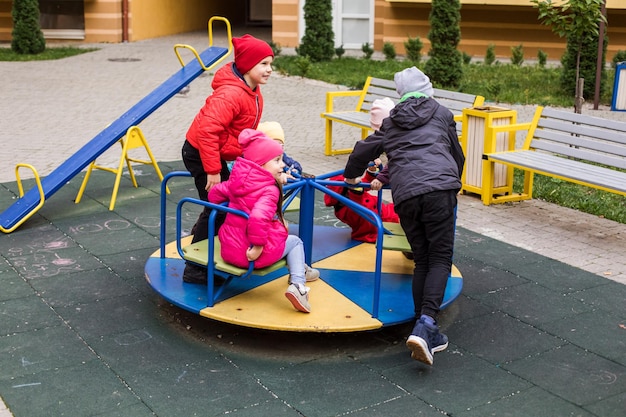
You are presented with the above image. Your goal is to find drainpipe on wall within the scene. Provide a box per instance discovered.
[122,0,129,42]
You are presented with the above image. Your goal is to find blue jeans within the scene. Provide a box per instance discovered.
[282,234,306,286]
[394,190,457,319]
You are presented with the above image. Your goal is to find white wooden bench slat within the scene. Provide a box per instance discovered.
[488,150,626,193]
[538,118,626,146]
[482,106,626,204]
[541,106,626,132]
[321,76,485,155]
[531,139,626,169]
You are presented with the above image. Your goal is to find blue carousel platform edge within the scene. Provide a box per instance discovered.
[144,224,463,333]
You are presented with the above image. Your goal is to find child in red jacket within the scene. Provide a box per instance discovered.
[182,34,274,284]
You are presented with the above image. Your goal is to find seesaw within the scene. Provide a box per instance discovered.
[144,170,463,332]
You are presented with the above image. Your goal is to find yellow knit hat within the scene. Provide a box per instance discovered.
[257,121,285,144]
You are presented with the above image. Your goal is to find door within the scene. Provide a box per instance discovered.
[335,0,373,50]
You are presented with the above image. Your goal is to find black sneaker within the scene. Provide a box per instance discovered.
[406,315,448,365]
[182,264,226,286]
[182,263,207,284]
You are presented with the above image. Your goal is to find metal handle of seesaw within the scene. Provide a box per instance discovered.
[173,16,233,70]
[0,163,45,234]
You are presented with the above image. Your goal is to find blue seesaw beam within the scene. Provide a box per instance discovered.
[0,17,232,234]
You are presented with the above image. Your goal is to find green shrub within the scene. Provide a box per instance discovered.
[294,55,312,77]
[11,0,45,54]
[362,43,374,60]
[560,32,607,99]
[382,42,396,60]
[404,37,423,63]
[511,44,524,66]
[537,50,548,67]
[612,50,626,68]
[484,44,496,66]
[297,0,334,62]
[462,52,472,65]
[335,44,345,59]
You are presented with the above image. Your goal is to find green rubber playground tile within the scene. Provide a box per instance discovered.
[542,310,626,365]
[572,280,626,311]
[0,325,96,379]
[0,267,32,301]
[5,245,106,280]
[474,281,593,327]
[86,323,240,410]
[505,344,626,407]
[506,257,605,293]
[239,357,408,417]
[0,295,62,335]
[98,247,157,281]
[438,295,493,323]
[456,386,596,417]
[31,267,137,308]
[2,223,77,255]
[446,312,565,364]
[0,274,27,300]
[584,392,626,417]
[53,293,174,342]
[383,348,532,416]
[38,191,106,223]
[453,254,528,296]
[342,395,446,417]
[53,215,159,257]
[0,359,142,417]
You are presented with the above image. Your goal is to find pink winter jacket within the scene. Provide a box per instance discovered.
[208,157,288,268]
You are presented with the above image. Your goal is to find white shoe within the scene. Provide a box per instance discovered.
[305,264,320,282]
[285,283,311,313]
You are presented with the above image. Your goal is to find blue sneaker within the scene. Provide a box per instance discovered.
[406,315,449,365]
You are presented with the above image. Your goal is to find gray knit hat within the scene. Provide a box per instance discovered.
[394,66,434,97]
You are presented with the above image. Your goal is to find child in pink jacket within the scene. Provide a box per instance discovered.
[208,129,319,313]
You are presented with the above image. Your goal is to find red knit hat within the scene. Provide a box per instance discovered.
[232,34,274,75]
[238,129,284,166]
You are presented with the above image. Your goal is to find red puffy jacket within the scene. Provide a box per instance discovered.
[324,174,400,243]
[186,63,264,175]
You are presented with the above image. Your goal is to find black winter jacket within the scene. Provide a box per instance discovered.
[343,96,465,207]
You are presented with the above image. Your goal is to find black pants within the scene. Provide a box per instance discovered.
[394,190,457,320]
[182,140,230,243]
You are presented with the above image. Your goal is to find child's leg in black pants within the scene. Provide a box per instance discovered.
[394,190,457,320]
[181,140,230,283]
[182,140,230,243]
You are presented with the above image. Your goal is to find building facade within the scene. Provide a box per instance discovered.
[0,0,624,61]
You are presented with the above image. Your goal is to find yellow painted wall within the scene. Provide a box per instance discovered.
[272,0,299,49]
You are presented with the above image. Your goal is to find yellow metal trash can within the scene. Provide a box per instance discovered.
[460,106,517,202]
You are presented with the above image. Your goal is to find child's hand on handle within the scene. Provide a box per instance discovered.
[246,245,263,261]
[205,173,221,191]
[370,178,383,191]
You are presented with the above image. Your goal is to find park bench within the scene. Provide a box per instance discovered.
[321,76,485,155]
[481,106,626,205]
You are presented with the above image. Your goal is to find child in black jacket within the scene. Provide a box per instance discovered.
[343,67,464,366]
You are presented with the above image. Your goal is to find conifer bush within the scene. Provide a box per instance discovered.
[424,0,462,88]
[297,0,334,62]
[11,0,45,54]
